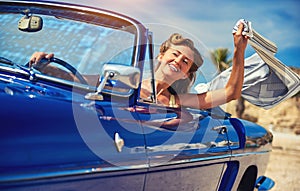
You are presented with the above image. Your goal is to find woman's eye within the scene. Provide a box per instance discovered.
[172,52,178,56]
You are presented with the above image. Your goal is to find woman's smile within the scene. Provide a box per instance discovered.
[168,63,180,72]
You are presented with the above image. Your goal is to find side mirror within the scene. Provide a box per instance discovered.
[102,64,140,89]
[85,64,140,100]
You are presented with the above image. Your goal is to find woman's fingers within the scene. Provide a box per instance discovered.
[45,53,54,59]
[234,22,244,35]
[233,22,248,50]
[29,52,54,66]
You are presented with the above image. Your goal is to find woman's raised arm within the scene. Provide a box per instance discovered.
[178,22,248,109]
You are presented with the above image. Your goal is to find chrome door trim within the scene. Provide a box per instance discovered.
[149,154,232,168]
[0,164,149,183]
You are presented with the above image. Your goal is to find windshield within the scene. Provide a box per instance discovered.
[0,10,136,84]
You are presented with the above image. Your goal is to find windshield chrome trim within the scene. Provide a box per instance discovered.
[0,65,28,76]
[0,65,95,90]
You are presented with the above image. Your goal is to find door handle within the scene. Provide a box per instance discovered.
[114,133,124,152]
[212,125,227,134]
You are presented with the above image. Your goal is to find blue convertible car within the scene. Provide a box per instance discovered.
[0,1,274,190]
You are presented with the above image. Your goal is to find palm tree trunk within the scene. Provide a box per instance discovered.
[235,97,245,118]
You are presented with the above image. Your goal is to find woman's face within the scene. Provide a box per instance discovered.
[157,45,194,81]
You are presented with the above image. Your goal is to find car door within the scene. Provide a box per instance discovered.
[134,103,233,191]
[0,87,148,191]
[71,99,149,191]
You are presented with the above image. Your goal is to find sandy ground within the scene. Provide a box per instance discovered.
[264,131,300,191]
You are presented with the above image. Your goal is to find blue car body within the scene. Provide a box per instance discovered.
[0,1,274,190]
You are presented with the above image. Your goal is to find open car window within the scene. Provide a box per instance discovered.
[139,28,219,107]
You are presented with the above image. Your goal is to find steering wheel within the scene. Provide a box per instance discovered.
[26,57,88,85]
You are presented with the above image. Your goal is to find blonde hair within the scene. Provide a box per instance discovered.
[158,33,203,94]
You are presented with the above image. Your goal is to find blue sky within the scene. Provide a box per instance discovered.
[51,0,300,68]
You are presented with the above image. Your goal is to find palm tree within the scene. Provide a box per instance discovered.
[210,48,232,72]
[210,48,245,118]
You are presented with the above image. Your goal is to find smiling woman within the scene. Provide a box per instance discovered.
[140,28,248,110]
[140,33,203,106]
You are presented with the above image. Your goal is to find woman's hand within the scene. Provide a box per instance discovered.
[28,52,74,81]
[233,22,249,52]
[29,52,54,66]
